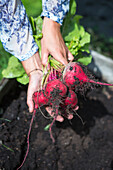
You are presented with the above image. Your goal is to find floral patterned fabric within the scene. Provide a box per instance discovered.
[0,0,69,61]
[41,0,70,25]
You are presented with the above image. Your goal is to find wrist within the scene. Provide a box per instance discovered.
[28,69,43,77]
[21,52,42,76]
[43,17,61,30]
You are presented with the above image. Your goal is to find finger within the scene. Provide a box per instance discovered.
[27,89,34,113]
[46,107,64,122]
[52,52,68,66]
[74,105,79,111]
[61,111,73,120]
[68,50,74,61]
[41,50,49,67]
[67,114,73,119]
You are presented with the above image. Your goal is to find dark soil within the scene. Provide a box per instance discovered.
[0,81,113,170]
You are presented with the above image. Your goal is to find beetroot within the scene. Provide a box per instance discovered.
[64,90,78,109]
[63,62,113,89]
[33,90,49,109]
[45,79,67,98]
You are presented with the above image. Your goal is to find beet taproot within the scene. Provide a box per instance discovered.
[64,90,78,109]
[63,62,113,88]
[33,90,49,109]
[45,79,67,98]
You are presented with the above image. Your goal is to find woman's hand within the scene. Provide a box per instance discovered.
[21,52,43,112]
[41,17,74,67]
[27,70,43,112]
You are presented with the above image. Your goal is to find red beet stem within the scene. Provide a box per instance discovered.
[49,108,59,143]
[89,79,113,86]
[17,109,36,170]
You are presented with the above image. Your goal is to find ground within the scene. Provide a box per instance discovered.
[0,81,113,170]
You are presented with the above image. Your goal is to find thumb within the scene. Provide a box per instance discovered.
[68,50,74,61]
[27,89,34,113]
[51,52,68,66]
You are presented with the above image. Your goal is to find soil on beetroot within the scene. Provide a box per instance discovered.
[0,82,113,170]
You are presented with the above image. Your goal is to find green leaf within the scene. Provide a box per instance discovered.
[0,41,11,81]
[69,0,76,16]
[73,15,83,24]
[44,124,50,131]
[79,32,91,47]
[64,24,79,41]
[34,16,43,35]
[63,23,85,42]
[0,118,11,122]
[33,33,43,39]
[77,54,92,65]
[80,44,90,53]
[17,73,29,85]
[1,143,14,152]
[30,16,36,33]
[2,56,25,78]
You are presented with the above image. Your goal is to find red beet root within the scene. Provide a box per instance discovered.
[64,90,78,109]
[63,62,113,88]
[45,79,67,98]
[33,90,49,109]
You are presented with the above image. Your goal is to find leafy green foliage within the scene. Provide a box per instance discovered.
[1,0,92,84]
[2,56,25,78]
[0,42,11,80]
[62,0,91,65]
[44,124,50,131]
[2,56,29,84]
[22,0,42,17]
[17,73,29,85]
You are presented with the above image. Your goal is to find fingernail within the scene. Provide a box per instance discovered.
[59,117,64,122]
[29,107,32,113]
[68,115,73,120]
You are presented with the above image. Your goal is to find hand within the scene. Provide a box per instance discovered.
[21,52,43,112]
[27,70,43,112]
[41,17,74,67]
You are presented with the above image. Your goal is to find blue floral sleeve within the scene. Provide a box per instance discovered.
[0,0,70,61]
[0,0,38,61]
[41,0,70,25]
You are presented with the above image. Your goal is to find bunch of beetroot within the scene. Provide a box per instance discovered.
[33,62,113,142]
[33,79,78,142]
[17,62,113,170]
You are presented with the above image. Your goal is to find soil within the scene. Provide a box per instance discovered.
[0,81,113,170]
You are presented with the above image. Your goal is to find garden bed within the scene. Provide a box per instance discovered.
[0,82,113,170]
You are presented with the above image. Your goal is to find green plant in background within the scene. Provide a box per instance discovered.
[1,0,92,85]
[22,0,42,17]
[0,41,11,80]
[2,56,29,85]
[88,28,113,59]
[61,0,92,65]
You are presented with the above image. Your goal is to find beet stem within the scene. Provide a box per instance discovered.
[49,108,59,143]
[89,79,113,86]
[17,109,36,170]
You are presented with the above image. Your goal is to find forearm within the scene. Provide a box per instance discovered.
[41,0,70,25]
